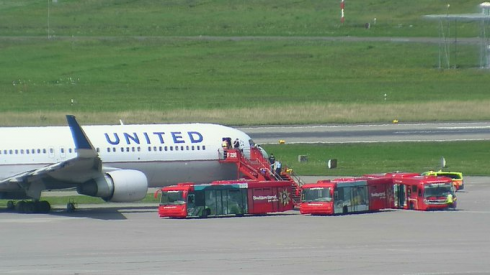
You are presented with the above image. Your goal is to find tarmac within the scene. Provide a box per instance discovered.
[1,176,489,275]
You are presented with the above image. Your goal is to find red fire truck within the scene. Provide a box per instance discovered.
[392,175,456,210]
[157,180,294,218]
[299,177,392,215]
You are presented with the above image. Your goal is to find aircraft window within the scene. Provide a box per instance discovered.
[3,150,6,154]
[170,146,173,151]
[20,149,24,154]
[49,148,54,154]
[175,146,179,151]
[203,145,206,150]
[186,146,189,151]
[43,149,47,154]
[153,146,157,152]
[9,150,13,154]
[159,146,162,152]
[121,147,124,152]
[191,146,195,151]
[126,147,130,152]
[31,149,35,154]
[164,146,168,151]
[132,147,135,152]
[148,146,151,152]
[15,150,19,154]
[113,148,116,152]
[137,147,141,152]
[107,148,111,153]
[69,148,72,153]
[181,146,184,151]
[61,148,64,154]
[37,149,40,154]
[96,148,100,153]
[26,150,29,154]
[196,146,200,150]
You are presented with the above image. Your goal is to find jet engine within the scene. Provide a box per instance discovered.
[77,170,148,202]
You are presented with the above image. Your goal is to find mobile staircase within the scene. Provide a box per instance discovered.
[219,147,303,206]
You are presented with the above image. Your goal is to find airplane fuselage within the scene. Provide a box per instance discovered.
[0,123,252,191]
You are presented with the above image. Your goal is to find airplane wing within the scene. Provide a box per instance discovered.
[0,115,102,200]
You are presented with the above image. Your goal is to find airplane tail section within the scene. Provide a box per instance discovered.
[66,115,98,159]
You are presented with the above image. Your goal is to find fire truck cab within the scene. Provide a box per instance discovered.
[421,170,464,191]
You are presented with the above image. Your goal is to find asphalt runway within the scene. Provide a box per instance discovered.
[239,122,490,144]
[1,176,489,275]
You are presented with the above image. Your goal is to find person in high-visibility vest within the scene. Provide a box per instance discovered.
[222,140,229,159]
[446,193,456,210]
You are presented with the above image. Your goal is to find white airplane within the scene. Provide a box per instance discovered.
[0,115,263,213]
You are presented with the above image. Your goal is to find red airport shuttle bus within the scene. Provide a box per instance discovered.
[300,177,392,215]
[300,173,456,215]
[157,180,293,218]
[392,175,456,211]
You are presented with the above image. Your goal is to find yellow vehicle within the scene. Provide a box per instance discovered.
[421,170,464,191]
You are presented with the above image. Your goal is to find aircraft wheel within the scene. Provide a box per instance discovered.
[15,201,26,213]
[67,202,76,213]
[6,201,15,210]
[37,201,51,213]
[24,202,36,214]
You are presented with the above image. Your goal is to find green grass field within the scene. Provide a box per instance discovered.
[263,141,490,176]
[0,1,489,183]
[0,0,485,37]
[1,0,490,125]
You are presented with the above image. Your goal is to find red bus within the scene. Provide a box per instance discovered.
[300,177,392,215]
[393,175,456,210]
[157,180,293,218]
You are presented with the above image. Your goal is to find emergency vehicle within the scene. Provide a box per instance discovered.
[393,175,456,210]
[157,180,294,218]
[421,170,464,191]
[300,177,392,215]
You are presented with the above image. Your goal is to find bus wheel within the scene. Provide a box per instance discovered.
[202,208,210,218]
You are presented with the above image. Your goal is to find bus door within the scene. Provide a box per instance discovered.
[393,184,406,209]
[334,186,349,214]
[351,186,368,212]
[205,189,224,216]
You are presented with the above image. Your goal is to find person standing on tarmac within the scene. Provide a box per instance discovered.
[446,192,456,210]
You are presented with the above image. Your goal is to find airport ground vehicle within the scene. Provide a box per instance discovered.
[300,177,392,215]
[157,180,294,218]
[421,170,464,191]
[300,173,456,215]
[393,175,456,210]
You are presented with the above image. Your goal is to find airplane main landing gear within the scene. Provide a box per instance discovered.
[66,200,77,213]
[9,200,51,214]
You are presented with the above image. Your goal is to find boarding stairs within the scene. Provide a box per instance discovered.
[219,148,303,205]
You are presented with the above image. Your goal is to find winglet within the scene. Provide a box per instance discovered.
[66,115,97,158]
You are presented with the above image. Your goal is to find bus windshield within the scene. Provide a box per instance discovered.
[424,184,453,198]
[160,191,185,205]
[302,187,332,202]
